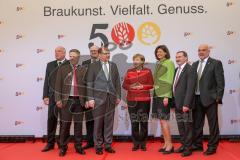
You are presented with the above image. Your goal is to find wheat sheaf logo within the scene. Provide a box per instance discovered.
[111,22,135,47]
[137,22,161,46]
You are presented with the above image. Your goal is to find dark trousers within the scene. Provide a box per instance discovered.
[175,109,193,150]
[128,101,150,146]
[60,98,84,150]
[193,95,219,150]
[47,97,60,145]
[84,108,94,145]
[92,95,115,149]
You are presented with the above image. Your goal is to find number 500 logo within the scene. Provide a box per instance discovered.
[88,22,161,51]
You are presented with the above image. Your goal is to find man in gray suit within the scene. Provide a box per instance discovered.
[192,44,225,155]
[86,47,121,155]
[172,51,196,157]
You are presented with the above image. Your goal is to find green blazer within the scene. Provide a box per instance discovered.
[153,59,175,98]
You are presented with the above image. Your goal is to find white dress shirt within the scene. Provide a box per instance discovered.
[195,56,209,95]
[101,61,110,73]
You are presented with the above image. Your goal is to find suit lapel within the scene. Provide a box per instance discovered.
[175,64,188,87]
[54,60,58,67]
[96,61,107,80]
[109,62,113,80]
[200,57,211,80]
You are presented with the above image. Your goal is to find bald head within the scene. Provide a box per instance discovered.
[55,46,66,61]
[89,45,99,59]
[198,44,210,60]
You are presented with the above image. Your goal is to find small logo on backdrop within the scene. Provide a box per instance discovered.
[16,6,24,12]
[37,77,44,82]
[209,45,215,50]
[0,77,4,81]
[137,22,161,45]
[184,32,193,37]
[227,30,237,36]
[16,34,24,39]
[16,63,24,68]
[111,22,135,47]
[231,119,240,124]
[226,1,236,7]
[15,121,24,126]
[36,105,45,111]
[15,91,24,96]
[36,49,45,54]
[0,21,4,25]
[228,59,237,64]
[58,34,66,39]
[229,89,240,94]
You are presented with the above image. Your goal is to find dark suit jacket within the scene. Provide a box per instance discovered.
[86,60,121,106]
[192,57,225,106]
[43,59,67,99]
[82,59,92,67]
[173,63,196,110]
[55,61,87,107]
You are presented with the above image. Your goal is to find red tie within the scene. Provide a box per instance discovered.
[73,65,79,96]
[173,66,181,94]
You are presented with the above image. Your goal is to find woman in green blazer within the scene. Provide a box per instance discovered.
[152,45,175,154]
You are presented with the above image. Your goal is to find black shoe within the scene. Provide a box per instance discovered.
[140,145,147,151]
[163,147,174,155]
[204,148,216,155]
[192,145,203,152]
[59,149,67,157]
[158,148,166,152]
[82,143,94,150]
[182,150,192,157]
[174,146,184,153]
[132,144,139,151]
[105,147,116,153]
[96,148,103,155]
[75,147,86,155]
[41,144,54,152]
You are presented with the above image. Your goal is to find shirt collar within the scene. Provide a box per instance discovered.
[100,60,109,64]
[57,58,66,63]
[91,58,99,63]
[199,56,209,63]
[179,62,187,69]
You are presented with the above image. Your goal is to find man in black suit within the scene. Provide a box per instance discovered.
[82,45,99,149]
[86,47,121,155]
[42,46,67,152]
[172,51,196,157]
[192,44,225,155]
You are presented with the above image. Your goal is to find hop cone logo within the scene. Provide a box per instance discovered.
[137,22,161,45]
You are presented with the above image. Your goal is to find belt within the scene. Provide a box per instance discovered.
[69,96,79,99]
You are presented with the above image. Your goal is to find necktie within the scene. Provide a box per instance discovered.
[58,61,62,66]
[73,65,79,96]
[196,60,204,94]
[173,66,181,94]
[103,62,109,80]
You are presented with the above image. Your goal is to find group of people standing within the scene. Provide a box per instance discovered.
[41,43,225,157]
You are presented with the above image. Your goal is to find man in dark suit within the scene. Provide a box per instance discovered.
[172,51,196,157]
[55,49,87,157]
[86,47,121,155]
[82,45,99,150]
[42,46,67,152]
[192,44,225,155]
